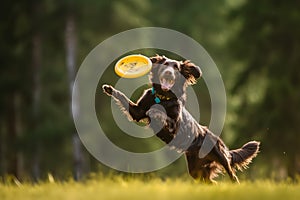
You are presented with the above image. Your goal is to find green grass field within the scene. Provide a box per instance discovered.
[1,176,300,200]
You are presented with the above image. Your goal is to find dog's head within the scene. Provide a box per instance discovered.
[150,55,202,94]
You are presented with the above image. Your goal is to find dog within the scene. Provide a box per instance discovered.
[102,55,260,183]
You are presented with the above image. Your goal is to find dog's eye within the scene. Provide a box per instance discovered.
[165,62,169,66]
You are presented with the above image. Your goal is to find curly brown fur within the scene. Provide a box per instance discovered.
[102,55,260,183]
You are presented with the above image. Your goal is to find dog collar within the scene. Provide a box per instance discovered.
[152,87,172,104]
[152,87,161,103]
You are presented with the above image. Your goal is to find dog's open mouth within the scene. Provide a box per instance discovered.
[160,77,175,91]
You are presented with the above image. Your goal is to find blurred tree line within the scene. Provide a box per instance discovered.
[0,0,299,181]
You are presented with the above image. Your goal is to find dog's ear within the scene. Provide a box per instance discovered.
[150,55,166,64]
[180,61,202,85]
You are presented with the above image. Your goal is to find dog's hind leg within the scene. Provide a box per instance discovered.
[212,147,239,183]
[203,132,240,183]
[186,154,217,184]
[222,160,239,183]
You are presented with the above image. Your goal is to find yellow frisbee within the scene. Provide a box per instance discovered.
[114,54,152,78]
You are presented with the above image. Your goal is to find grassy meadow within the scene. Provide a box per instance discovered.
[1,175,300,200]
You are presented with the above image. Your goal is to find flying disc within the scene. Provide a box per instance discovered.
[114,54,152,78]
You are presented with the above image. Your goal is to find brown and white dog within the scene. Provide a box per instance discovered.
[103,55,260,183]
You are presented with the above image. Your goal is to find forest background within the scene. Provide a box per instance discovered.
[1,0,300,182]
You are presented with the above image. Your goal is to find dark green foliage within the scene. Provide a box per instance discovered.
[230,0,300,178]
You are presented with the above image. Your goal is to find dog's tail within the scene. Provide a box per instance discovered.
[230,141,260,171]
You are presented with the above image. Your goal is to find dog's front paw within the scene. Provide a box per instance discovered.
[166,118,176,132]
[102,84,114,96]
[146,108,167,122]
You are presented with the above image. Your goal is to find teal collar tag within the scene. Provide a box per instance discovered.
[154,97,161,104]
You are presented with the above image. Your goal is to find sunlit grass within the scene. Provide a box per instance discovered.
[1,175,300,200]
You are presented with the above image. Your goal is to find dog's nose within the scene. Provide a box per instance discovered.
[164,70,173,76]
